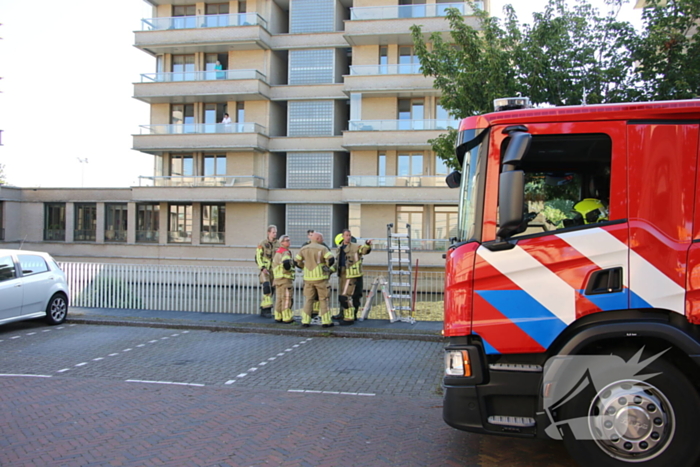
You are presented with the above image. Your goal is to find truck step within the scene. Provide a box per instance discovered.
[487,416,536,428]
[489,363,543,373]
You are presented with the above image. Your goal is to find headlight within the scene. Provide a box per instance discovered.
[445,350,471,377]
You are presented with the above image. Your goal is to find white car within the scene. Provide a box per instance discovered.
[0,249,69,326]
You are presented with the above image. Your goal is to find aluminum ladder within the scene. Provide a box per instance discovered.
[385,223,415,324]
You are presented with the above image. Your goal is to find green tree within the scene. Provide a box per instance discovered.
[634,0,700,100]
[411,0,640,166]
[0,163,6,185]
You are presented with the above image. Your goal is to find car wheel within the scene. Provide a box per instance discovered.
[559,355,700,467]
[46,293,68,325]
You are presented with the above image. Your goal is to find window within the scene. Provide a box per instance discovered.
[512,133,612,238]
[379,46,388,74]
[378,153,387,186]
[203,155,227,179]
[0,256,16,282]
[171,155,194,178]
[399,46,420,73]
[136,203,159,243]
[105,203,128,242]
[434,206,458,239]
[18,255,49,276]
[289,49,335,85]
[204,103,227,132]
[168,204,192,243]
[288,101,334,136]
[201,204,225,244]
[44,203,66,241]
[173,5,196,29]
[290,0,335,34]
[398,153,424,177]
[436,104,453,130]
[287,153,333,189]
[398,99,424,130]
[172,54,195,81]
[396,206,423,239]
[286,204,333,247]
[435,155,448,176]
[236,102,245,124]
[171,104,195,132]
[74,203,97,242]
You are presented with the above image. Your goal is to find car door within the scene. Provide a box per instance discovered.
[17,254,52,315]
[0,254,23,319]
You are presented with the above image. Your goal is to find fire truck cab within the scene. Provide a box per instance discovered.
[443,99,700,466]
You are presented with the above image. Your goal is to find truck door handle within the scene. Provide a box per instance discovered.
[584,267,623,295]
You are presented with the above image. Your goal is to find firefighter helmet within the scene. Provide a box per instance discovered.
[573,198,608,225]
[335,233,344,246]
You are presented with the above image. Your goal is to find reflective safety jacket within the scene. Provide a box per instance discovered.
[295,242,334,281]
[256,238,280,270]
[337,242,371,278]
[272,247,294,283]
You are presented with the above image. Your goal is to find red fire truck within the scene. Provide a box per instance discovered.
[442,99,700,466]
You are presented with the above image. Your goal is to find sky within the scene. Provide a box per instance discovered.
[0,0,643,189]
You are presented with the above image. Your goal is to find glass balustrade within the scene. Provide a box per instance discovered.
[137,175,265,188]
[347,175,447,188]
[136,230,159,243]
[348,120,459,131]
[141,13,267,31]
[138,122,265,135]
[357,237,450,251]
[349,64,422,75]
[140,70,266,83]
[350,2,481,20]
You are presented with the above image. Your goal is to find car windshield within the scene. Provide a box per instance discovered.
[456,128,488,243]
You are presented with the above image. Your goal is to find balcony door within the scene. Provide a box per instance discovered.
[172,55,195,81]
[204,104,226,133]
[399,46,420,74]
[173,5,196,29]
[398,99,424,130]
[171,104,194,133]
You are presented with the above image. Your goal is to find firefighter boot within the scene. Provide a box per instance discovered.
[339,307,354,325]
[274,310,282,322]
[321,312,334,328]
[282,308,294,324]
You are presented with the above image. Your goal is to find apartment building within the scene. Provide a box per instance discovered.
[0,0,487,268]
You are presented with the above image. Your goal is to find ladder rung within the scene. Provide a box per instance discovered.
[392,283,411,288]
[390,233,409,238]
[394,306,412,311]
[389,247,410,251]
[390,294,412,300]
[389,270,411,275]
[391,258,410,263]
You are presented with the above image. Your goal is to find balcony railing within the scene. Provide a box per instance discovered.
[74,230,96,242]
[358,237,451,251]
[349,64,421,75]
[136,230,159,243]
[140,69,266,83]
[201,231,225,244]
[347,175,447,188]
[168,230,192,244]
[44,229,65,241]
[141,13,267,31]
[348,120,459,131]
[350,2,482,20]
[138,122,266,135]
[105,230,127,242]
[137,175,265,188]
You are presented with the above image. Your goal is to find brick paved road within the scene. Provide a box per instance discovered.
[0,320,575,466]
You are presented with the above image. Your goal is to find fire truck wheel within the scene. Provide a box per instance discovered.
[560,356,700,466]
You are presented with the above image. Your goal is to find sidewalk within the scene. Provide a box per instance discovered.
[67,307,445,342]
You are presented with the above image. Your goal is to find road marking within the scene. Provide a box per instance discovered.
[287,389,376,397]
[137,344,145,347]
[108,353,119,357]
[57,369,70,373]
[126,379,204,387]
[0,374,51,378]
[259,362,267,366]
[225,380,236,385]
[237,373,247,378]
[248,368,258,372]
[149,340,158,343]
[224,338,313,385]
[11,336,20,339]
[42,330,50,332]
[123,349,132,352]
[93,358,104,361]
[27,332,36,336]
[75,363,87,367]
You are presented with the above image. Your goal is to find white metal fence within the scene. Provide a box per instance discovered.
[60,262,445,319]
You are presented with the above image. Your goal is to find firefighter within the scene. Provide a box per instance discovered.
[295,232,335,328]
[336,229,372,325]
[255,224,280,318]
[272,235,295,324]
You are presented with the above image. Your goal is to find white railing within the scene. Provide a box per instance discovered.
[349,64,421,75]
[60,262,445,318]
[141,13,267,31]
[138,122,266,135]
[350,2,482,20]
[347,175,447,188]
[137,175,265,188]
[140,69,266,83]
[358,238,451,252]
[348,120,459,131]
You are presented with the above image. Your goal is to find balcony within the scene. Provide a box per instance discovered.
[133,123,269,154]
[343,120,458,150]
[141,13,267,31]
[344,64,435,96]
[347,176,446,188]
[348,120,459,131]
[344,2,483,46]
[135,13,271,54]
[135,70,270,104]
[343,176,454,203]
[137,175,265,188]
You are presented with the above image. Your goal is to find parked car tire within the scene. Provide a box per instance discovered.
[46,293,68,325]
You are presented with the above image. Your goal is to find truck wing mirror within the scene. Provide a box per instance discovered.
[445,170,461,188]
[496,132,531,239]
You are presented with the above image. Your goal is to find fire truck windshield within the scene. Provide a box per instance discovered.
[456,128,488,243]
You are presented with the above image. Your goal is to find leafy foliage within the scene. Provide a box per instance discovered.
[0,163,5,185]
